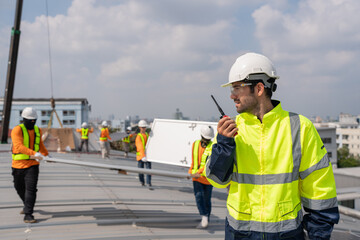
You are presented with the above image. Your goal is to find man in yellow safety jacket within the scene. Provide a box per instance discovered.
[76,122,94,152]
[205,53,339,239]
[189,125,214,229]
[135,120,151,187]
[11,107,49,223]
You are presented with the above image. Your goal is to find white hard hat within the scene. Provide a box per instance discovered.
[126,127,131,131]
[138,120,147,128]
[21,107,38,120]
[102,121,108,127]
[223,52,279,88]
[201,126,214,140]
[81,122,88,128]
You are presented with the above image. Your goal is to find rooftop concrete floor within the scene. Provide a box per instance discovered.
[0,144,359,239]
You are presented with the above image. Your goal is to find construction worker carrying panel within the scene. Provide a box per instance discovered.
[11,107,49,223]
[135,120,151,187]
[99,121,112,159]
[122,126,133,157]
[76,122,94,152]
[205,53,339,239]
[189,125,214,229]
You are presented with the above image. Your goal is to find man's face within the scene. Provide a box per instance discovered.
[200,137,210,148]
[230,81,258,114]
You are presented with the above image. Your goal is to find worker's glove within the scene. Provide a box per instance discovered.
[141,157,147,162]
[33,152,44,161]
[34,152,42,157]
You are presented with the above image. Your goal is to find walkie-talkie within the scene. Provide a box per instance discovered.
[211,95,238,136]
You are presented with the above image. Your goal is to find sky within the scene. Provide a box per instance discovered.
[0,0,359,121]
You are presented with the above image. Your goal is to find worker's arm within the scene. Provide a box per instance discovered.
[299,120,339,239]
[76,128,81,133]
[89,128,94,133]
[106,129,112,141]
[38,128,49,156]
[205,134,235,188]
[11,126,37,156]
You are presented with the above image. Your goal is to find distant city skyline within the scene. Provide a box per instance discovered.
[1,0,359,120]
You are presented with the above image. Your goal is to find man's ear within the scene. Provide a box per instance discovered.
[256,82,265,97]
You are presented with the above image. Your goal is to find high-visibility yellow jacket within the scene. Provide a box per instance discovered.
[205,101,339,237]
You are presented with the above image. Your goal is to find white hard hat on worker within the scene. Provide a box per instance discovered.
[102,121,108,127]
[223,52,279,92]
[21,107,38,119]
[138,120,147,128]
[201,126,214,140]
[82,122,88,128]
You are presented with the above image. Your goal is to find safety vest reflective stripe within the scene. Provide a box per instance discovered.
[299,154,329,180]
[191,140,201,174]
[289,112,301,175]
[136,133,148,155]
[81,128,89,139]
[231,171,298,185]
[99,128,108,141]
[12,124,40,160]
[226,209,303,233]
[301,196,337,210]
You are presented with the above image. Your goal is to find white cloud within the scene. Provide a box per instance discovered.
[0,0,249,119]
[1,0,358,120]
[252,0,360,117]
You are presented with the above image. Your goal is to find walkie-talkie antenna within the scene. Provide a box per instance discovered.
[211,95,225,117]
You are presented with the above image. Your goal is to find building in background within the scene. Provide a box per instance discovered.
[0,98,90,129]
[314,113,360,159]
[316,127,338,167]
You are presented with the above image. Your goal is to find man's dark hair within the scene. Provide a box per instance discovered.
[247,79,275,99]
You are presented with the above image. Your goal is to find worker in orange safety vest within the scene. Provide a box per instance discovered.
[11,107,49,223]
[99,121,112,159]
[189,125,214,229]
[135,120,151,187]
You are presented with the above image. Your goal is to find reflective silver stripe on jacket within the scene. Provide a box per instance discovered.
[299,154,330,180]
[227,209,303,233]
[301,197,338,210]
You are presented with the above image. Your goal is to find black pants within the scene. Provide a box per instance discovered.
[12,165,39,215]
[79,139,89,152]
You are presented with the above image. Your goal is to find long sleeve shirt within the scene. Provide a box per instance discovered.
[99,128,112,142]
[11,125,48,169]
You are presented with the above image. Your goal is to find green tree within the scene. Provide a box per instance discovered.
[337,146,360,168]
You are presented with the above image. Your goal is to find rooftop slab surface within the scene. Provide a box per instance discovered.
[0,145,359,239]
